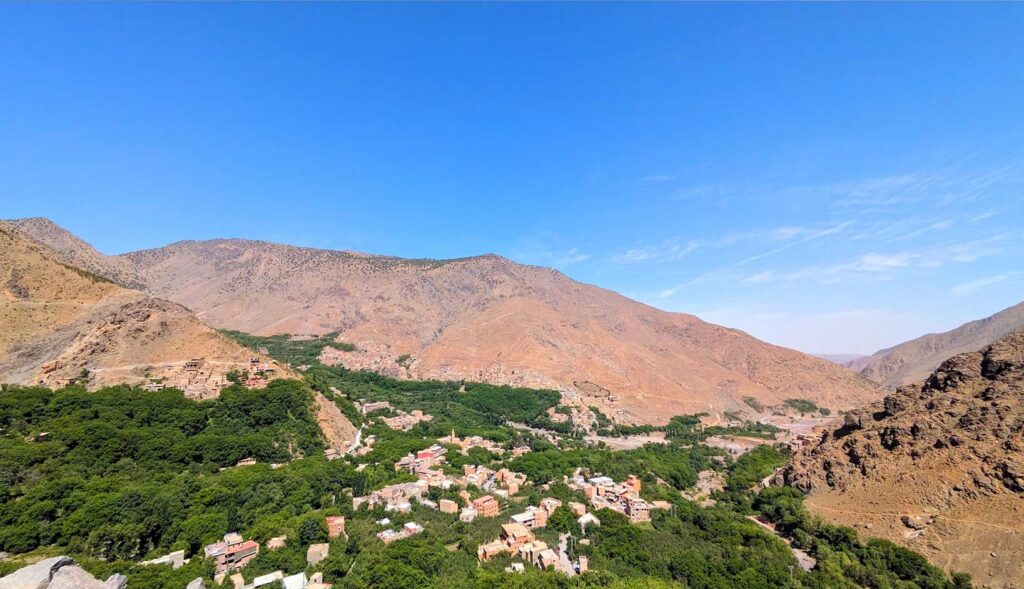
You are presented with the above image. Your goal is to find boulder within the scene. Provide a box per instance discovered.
[0,556,122,589]
[0,556,75,589]
[186,578,205,589]
[900,515,927,531]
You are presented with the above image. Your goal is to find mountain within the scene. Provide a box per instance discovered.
[850,301,1024,389]
[0,222,282,394]
[5,216,146,289]
[91,234,881,424]
[780,329,1024,587]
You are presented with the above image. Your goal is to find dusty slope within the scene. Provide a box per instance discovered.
[5,217,145,289]
[780,330,1024,587]
[850,301,1024,389]
[106,236,881,423]
[0,223,281,393]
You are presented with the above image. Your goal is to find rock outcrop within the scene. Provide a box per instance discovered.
[780,329,1024,587]
[314,391,358,453]
[0,556,124,589]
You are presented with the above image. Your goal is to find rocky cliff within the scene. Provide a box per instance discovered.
[781,329,1024,586]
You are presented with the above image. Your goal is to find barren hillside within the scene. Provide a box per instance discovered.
[105,236,881,423]
[851,301,1024,388]
[0,223,282,394]
[780,329,1024,587]
[5,217,145,289]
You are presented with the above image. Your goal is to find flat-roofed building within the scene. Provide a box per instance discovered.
[472,495,500,518]
[327,515,346,539]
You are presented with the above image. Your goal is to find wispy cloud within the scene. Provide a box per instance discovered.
[613,238,699,264]
[666,155,1024,211]
[613,221,851,267]
[732,235,1011,287]
[950,274,1015,298]
[733,222,853,266]
[554,247,590,266]
[641,174,674,183]
[509,232,591,269]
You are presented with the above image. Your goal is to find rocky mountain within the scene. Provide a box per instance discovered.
[0,222,282,394]
[850,301,1024,389]
[780,329,1024,587]
[81,232,881,424]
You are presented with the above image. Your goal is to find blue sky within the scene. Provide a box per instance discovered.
[2,3,1022,354]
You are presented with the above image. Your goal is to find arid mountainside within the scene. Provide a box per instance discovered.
[6,217,146,290]
[45,233,887,424]
[780,330,1024,587]
[0,222,282,394]
[850,301,1024,389]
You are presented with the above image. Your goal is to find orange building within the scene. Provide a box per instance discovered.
[625,474,642,495]
[472,495,500,518]
[326,515,346,539]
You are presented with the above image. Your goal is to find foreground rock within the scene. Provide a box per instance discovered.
[780,329,1024,587]
[0,556,123,589]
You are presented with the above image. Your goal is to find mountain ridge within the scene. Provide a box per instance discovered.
[6,218,880,424]
[0,221,286,394]
[850,300,1024,388]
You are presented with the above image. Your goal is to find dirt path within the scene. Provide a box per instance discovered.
[745,516,816,572]
[809,504,1024,533]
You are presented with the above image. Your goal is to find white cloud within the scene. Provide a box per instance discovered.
[852,252,918,272]
[612,239,699,264]
[950,273,1017,298]
[554,247,590,266]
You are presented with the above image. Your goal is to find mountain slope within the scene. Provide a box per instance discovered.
[850,301,1024,388]
[5,217,146,289]
[108,236,881,423]
[781,329,1024,586]
[0,223,282,394]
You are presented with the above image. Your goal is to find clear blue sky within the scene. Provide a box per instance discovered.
[2,3,1023,354]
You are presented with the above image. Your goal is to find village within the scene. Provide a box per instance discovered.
[147,426,667,588]
[139,357,277,399]
[81,354,830,589]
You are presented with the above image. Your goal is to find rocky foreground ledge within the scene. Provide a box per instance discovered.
[0,556,126,589]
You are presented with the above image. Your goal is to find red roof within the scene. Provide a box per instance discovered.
[226,540,259,555]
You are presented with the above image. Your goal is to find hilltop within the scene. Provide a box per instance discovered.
[780,329,1024,586]
[2,220,883,423]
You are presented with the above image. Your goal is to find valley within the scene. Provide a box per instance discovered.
[0,327,991,589]
[0,218,1018,589]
